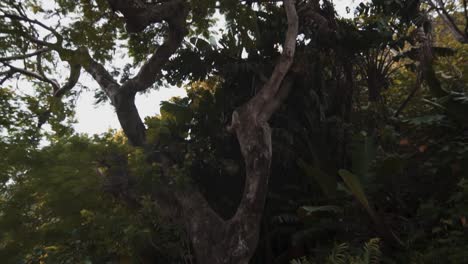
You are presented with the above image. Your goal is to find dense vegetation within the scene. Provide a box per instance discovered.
[0,0,467,263]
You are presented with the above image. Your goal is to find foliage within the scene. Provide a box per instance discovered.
[0,134,186,263]
[290,238,381,264]
[1,0,468,263]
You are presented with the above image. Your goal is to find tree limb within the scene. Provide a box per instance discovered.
[1,13,63,45]
[427,0,468,43]
[0,70,14,85]
[107,0,186,33]
[3,60,82,128]
[77,47,120,99]
[71,47,149,145]
[54,63,81,97]
[123,15,188,93]
[235,0,298,215]
[0,48,50,63]
[2,62,60,91]
[249,0,298,119]
[93,0,189,145]
[258,74,294,121]
[0,27,55,47]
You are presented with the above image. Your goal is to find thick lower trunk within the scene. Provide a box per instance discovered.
[186,119,273,264]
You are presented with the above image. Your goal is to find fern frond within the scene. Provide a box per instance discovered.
[363,238,381,264]
[290,256,312,264]
[327,242,349,264]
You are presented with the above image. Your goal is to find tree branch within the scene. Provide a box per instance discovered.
[36,64,82,128]
[0,70,14,85]
[235,0,298,215]
[248,0,298,119]
[72,47,149,146]
[428,0,468,43]
[123,17,188,93]
[0,48,50,63]
[0,27,55,47]
[2,59,81,128]
[94,0,188,146]
[118,1,188,93]
[77,47,120,99]
[107,0,186,33]
[1,13,63,44]
[80,0,189,146]
[54,63,81,97]
[2,62,60,91]
[258,74,295,121]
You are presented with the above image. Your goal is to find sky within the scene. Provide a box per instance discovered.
[72,0,360,135]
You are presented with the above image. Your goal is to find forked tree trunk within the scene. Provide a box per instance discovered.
[177,1,298,262]
[0,0,298,262]
[76,1,297,263]
[181,116,275,264]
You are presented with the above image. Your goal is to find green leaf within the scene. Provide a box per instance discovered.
[403,114,446,126]
[298,159,337,198]
[350,131,377,181]
[338,169,376,219]
[300,205,342,215]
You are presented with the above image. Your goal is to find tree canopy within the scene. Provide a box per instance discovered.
[1,0,468,263]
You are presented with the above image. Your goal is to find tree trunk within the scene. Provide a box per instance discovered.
[179,0,298,261]
[182,116,273,264]
[86,1,298,263]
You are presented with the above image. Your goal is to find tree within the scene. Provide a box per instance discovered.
[0,0,298,263]
[2,0,467,263]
